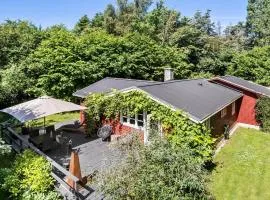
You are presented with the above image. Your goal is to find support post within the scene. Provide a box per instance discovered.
[144,114,151,144]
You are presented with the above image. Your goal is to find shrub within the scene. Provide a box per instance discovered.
[22,190,61,200]
[3,149,55,198]
[256,96,270,132]
[0,137,11,156]
[97,133,213,200]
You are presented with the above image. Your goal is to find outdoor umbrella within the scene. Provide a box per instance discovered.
[0,96,87,123]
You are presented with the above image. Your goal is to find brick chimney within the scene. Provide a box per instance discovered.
[164,68,174,81]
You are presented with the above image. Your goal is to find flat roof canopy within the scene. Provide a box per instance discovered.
[0,96,86,123]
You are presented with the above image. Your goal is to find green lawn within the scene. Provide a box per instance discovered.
[28,112,80,127]
[210,128,270,200]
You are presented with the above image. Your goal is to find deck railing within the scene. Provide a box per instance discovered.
[0,124,88,199]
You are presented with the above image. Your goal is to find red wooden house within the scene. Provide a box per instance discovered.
[74,70,270,142]
[210,76,270,127]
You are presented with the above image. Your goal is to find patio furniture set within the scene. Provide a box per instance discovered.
[22,125,72,152]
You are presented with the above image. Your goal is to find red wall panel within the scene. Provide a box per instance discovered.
[211,79,259,126]
[237,93,258,125]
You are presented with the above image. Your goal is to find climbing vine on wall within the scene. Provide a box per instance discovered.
[84,90,214,161]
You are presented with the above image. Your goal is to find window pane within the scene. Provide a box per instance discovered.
[138,113,144,121]
[138,121,144,127]
[123,117,128,123]
[130,119,135,125]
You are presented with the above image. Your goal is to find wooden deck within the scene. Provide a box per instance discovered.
[0,123,121,199]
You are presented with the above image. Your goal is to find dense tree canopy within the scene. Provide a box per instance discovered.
[18,29,189,100]
[0,20,43,69]
[0,0,270,199]
[228,46,270,85]
[246,0,270,46]
[0,0,269,108]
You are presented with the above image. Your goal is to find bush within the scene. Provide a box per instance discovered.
[0,137,11,156]
[3,149,55,198]
[256,96,270,132]
[22,190,61,200]
[97,133,213,200]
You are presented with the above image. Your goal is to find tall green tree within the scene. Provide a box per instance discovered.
[193,10,216,36]
[74,15,91,34]
[104,4,117,34]
[20,30,189,100]
[224,22,247,50]
[228,46,270,85]
[133,0,153,17]
[90,13,104,28]
[144,0,180,44]
[246,0,270,45]
[0,20,43,69]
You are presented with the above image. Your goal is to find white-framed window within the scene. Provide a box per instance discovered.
[232,102,236,115]
[120,110,145,129]
[221,107,227,118]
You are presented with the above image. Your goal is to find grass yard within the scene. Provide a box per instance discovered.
[210,128,270,200]
[29,112,80,127]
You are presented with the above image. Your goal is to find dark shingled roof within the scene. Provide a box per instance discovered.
[216,75,270,97]
[137,79,243,122]
[73,77,160,98]
[73,77,243,123]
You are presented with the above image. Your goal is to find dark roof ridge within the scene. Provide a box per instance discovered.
[138,78,207,88]
[105,77,160,83]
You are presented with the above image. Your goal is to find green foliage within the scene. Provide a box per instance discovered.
[0,138,11,156]
[144,1,180,44]
[74,15,91,34]
[3,149,54,198]
[228,46,270,86]
[20,30,189,99]
[103,4,117,34]
[0,2,269,116]
[0,20,43,69]
[85,90,214,160]
[256,96,270,132]
[98,134,213,200]
[21,190,61,200]
[193,10,216,36]
[0,63,30,108]
[246,0,270,46]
